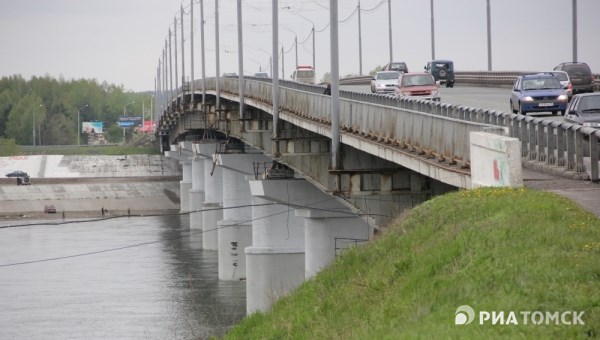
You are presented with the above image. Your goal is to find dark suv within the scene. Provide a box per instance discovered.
[553,62,594,94]
[425,60,455,87]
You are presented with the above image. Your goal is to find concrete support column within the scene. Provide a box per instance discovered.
[180,160,192,212]
[302,216,369,278]
[189,155,206,230]
[246,179,306,314]
[217,153,271,281]
[202,156,223,250]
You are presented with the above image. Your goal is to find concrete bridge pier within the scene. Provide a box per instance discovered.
[179,160,192,213]
[202,156,223,250]
[216,153,270,281]
[189,154,205,230]
[300,214,370,278]
[246,179,306,314]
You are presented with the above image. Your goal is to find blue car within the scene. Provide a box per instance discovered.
[509,74,568,115]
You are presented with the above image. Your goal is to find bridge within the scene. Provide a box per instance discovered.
[156,76,600,314]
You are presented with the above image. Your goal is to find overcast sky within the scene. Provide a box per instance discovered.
[1,0,599,92]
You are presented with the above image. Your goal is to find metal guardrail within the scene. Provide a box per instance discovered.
[168,75,600,181]
[195,78,503,167]
[337,72,600,91]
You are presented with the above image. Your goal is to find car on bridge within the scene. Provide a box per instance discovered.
[509,74,568,115]
[564,93,600,127]
[383,61,408,74]
[370,71,400,93]
[394,72,440,101]
[535,71,573,101]
[553,62,594,94]
[424,60,455,88]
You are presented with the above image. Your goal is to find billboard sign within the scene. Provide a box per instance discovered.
[82,121,103,134]
[118,115,143,127]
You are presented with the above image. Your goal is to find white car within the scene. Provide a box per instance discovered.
[370,71,400,93]
[537,71,573,100]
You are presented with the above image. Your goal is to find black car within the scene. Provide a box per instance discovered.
[6,170,28,178]
[425,60,455,88]
[564,93,600,128]
[553,62,594,94]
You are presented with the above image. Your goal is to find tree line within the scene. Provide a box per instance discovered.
[0,75,152,146]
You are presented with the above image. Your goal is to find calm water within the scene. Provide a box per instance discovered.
[0,214,246,339]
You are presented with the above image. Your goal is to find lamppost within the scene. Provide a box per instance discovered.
[123,101,135,142]
[77,104,89,146]
[142,96,154,133]
[33,104,43,146]
[282,7,317,72]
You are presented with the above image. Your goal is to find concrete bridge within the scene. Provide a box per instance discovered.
[157,77,599,314]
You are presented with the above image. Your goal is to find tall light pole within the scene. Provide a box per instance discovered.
[357,0,363,75]
[77,104,89,146]
[388,0,392,63]
[123,101,135,142]
[572,0,577,62]
[430,0,435,60]
[32,104,43,147]
[486,0,492,71]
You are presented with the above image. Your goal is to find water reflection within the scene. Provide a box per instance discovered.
[0,215,246,339]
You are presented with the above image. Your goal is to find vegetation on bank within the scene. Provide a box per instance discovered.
[225,188,599,339]
[0,136,159,156]
[0,75,152,146]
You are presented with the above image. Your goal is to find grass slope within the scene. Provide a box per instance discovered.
[225,188,599,339]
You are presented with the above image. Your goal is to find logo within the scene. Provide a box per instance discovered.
[455,305,475,325]
[455,305,585,326]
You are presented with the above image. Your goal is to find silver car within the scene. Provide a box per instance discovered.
[370,71,400,93]
[564,93,600,128]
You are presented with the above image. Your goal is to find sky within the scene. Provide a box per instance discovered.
[0,0,599,92]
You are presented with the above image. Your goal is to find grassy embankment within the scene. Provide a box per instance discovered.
[225,187,599,339]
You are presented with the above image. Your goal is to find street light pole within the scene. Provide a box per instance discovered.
[77,104,88,146]
[123,101,135,142]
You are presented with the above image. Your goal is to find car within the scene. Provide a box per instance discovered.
[394,72,440,101]
[509,74,568,115]
[382,61,408,74]
[564,93,600,127]
[535,71,573,100]
[425,60,455,87]
[254,72,269,78]
[222,72,238,77]
[44,204,57,214]
[553,62,594,94]
[6,170,28,178]
[370,71,400,93]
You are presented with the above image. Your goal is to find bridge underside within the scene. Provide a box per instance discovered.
[159,91,458,228]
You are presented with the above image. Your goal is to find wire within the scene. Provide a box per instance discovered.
[0,195,375,268]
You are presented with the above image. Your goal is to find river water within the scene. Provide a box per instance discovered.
[0,214,246,339]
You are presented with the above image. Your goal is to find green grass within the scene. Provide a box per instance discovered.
[15,144,160,156]
[225,187,599,339]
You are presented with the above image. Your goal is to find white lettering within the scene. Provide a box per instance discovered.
[573,311,585,325]
[546,311,559,325]
[520,311,531,325]
[560,311,571,325]
[531,311,544,325]
[479,311,491,324]
[492,311,504,325]
[506,311,518,325]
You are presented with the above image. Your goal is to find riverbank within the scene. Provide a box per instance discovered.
[0,176,182,221]
[226,187,599,339]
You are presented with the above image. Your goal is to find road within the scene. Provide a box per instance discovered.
[342,85,564,121]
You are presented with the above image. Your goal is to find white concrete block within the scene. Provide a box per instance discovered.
[470,132,523,188]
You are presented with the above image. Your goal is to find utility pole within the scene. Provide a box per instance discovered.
[174,17,179,108]
[430,0,435,60]
[388,0,392,63]
[237,0,244,121]
[215,0,221,110]
[572,0,577,62]
[272,0,280,157]
[200,0,207,106]
[331,0,340,170]
[190,0,195,111]
[357,1,363,75]
[486,0,492,71]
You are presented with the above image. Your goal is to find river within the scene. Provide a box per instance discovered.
[0,214,246,339]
